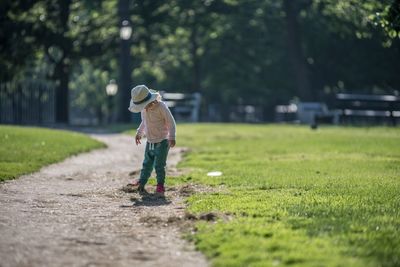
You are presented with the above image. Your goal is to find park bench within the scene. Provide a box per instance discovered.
[161,92,201,122]
[275,102,339,126]
[335,93,400,126]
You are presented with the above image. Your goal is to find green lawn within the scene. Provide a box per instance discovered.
[173,124,400,267]
[0,125,105,181]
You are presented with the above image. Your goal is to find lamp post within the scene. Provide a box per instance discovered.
[117,0,133,122]
[106,79,118,124]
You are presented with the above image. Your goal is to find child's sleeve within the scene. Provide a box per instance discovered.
[136,112,146,137]
[161,102,176,140]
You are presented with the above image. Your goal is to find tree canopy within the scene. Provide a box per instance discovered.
[1,0,399,122]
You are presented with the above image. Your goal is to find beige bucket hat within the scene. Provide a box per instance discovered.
[128,85,160,113]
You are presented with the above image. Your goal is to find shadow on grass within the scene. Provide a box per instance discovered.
[49,123,138,135]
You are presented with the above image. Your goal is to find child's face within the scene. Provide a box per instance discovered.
[145,100,158,110]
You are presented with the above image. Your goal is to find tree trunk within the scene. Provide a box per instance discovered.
[283,0,312,101]
[54,0,71,124]
[55,61,70,123]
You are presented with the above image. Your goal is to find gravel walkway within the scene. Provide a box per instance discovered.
[0,133,208,267]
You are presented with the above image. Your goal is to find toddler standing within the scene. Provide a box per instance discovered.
[128,85,176,195]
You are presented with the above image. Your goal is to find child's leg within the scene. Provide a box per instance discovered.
[139,142,155,186]
[154,139,169,185]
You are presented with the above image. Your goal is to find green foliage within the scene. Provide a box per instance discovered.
[129,0,400,105]
[0,125,105,181]
[70,59,117,122]
[1,0,400,115]
[176,124,400,266]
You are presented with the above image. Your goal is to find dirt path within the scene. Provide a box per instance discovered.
[0,134,209,267]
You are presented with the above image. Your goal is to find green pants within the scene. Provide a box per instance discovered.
[139,139,169,186]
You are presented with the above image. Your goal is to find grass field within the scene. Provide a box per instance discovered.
[173,124,400,267]
[0,125,105,181]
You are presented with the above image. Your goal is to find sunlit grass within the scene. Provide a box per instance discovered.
[174,124,400,267]
[0,125,105,181]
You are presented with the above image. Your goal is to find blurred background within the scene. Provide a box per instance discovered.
[0,0,399,126]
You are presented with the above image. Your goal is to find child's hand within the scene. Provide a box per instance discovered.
[168,139,176,148]
[135,134,142,145]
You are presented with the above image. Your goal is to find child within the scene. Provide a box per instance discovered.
[128,85,176,195]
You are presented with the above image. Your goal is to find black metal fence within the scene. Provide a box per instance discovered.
[0,82,55,125]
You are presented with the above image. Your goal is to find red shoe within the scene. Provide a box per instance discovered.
[156,184,165,195]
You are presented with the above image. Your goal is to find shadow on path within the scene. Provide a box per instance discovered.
[133,194,172,207]
[119,192,172,208]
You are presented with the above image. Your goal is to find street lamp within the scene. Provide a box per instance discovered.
[106,79,118,96]
[120,20,132,40]
[106,79,118,123]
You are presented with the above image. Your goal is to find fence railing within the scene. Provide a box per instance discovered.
[0,82,55,125]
